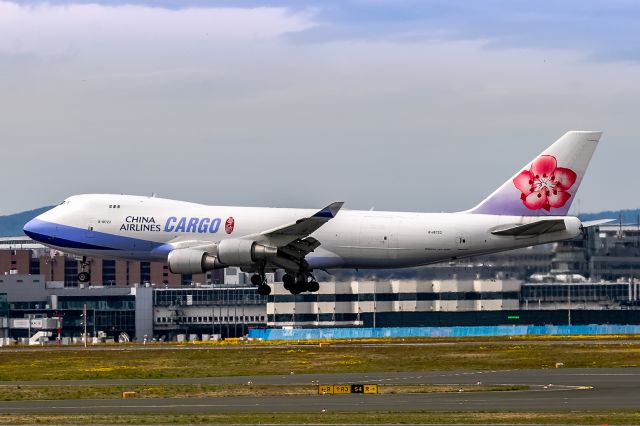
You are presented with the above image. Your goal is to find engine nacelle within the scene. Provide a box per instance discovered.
[167,240,278,273]
[167,248,225,274]
[217,239,278,266]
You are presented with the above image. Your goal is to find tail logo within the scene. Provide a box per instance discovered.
[513,155,577,212]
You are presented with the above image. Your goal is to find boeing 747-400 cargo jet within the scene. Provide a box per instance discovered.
[24,131,605,295]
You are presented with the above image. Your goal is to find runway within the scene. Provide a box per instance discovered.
[0,368,638,413]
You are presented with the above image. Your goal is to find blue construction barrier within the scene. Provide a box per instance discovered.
[248,324,640,340]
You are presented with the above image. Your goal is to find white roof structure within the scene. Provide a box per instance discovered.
[0,236,46,250]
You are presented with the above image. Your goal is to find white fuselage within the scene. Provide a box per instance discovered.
[24,194,582,270]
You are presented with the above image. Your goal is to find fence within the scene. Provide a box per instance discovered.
[248,324,640,340]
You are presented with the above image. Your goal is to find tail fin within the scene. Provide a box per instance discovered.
[468,131,602,216]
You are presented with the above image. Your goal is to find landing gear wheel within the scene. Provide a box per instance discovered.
[282,274,295,291]
[308,281,320,292]
[251,274,262,286]
[285,271,321,294]
[78,272,91,283]
[257,284,272,296]
[296,274,307,291]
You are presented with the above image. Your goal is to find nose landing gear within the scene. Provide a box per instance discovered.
[77,257,91,283]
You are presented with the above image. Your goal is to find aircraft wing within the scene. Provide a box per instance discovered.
[246,202,344,270]
[491,219,567,237]
[248,202,344,247]
[160,202,343,272]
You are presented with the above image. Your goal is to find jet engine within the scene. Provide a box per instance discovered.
[167,240,278,274]
[167,248,225,274]
[216,239,277,266]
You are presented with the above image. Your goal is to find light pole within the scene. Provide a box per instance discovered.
[373,284,377,329]
[83,303,87,348]
[567,284,571,327]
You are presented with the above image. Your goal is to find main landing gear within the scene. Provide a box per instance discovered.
[282,272,319,295]
[77,257,91,283]
[251,271,320,295]
[251,272,272,296]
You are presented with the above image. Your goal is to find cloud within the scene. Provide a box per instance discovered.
[0,2,314,57]
[0,1,638,216]
[290,0,640,63]
[8,1,640,62]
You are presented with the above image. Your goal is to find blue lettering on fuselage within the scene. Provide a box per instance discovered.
[209,218,221,233]
[197,218,210,233]
[164,217,177,231]
[174,217,186,232]
[163,216,223,234]
[186,217,199,233]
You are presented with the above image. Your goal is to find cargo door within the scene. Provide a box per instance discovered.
[454,230,470,252]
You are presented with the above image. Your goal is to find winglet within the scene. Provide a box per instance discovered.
[313,202,344,219]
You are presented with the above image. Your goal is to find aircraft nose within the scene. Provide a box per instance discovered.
[23,217,45,241]
[23,218,37,238]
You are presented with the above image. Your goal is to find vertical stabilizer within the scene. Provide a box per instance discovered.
[468,131,602,216]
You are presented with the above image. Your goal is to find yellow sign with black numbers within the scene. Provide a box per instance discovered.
[332,384,352,394]
[318,385,333,394]
[363,384,378,394]
[317,384,378,394]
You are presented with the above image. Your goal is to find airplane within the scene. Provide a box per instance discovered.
[24,131,605,296]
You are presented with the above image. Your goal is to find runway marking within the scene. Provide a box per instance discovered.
[8,404,261,410]
[567,373,639,376]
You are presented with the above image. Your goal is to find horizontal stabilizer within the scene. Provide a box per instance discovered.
[581,219,616,228]
[491,219,566,236]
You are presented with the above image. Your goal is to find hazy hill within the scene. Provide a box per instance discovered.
[578,209,640,224]
[0,206,54,237]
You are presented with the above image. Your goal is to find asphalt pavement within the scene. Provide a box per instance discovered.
[0,368,637,413]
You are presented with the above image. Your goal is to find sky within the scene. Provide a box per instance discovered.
[1,0,639,215]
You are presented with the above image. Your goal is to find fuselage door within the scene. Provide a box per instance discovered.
[454,231,470,251]
[86,218,98,239]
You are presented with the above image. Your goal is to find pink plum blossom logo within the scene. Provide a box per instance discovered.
[513,155,577,211]
[225,217,235,234]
